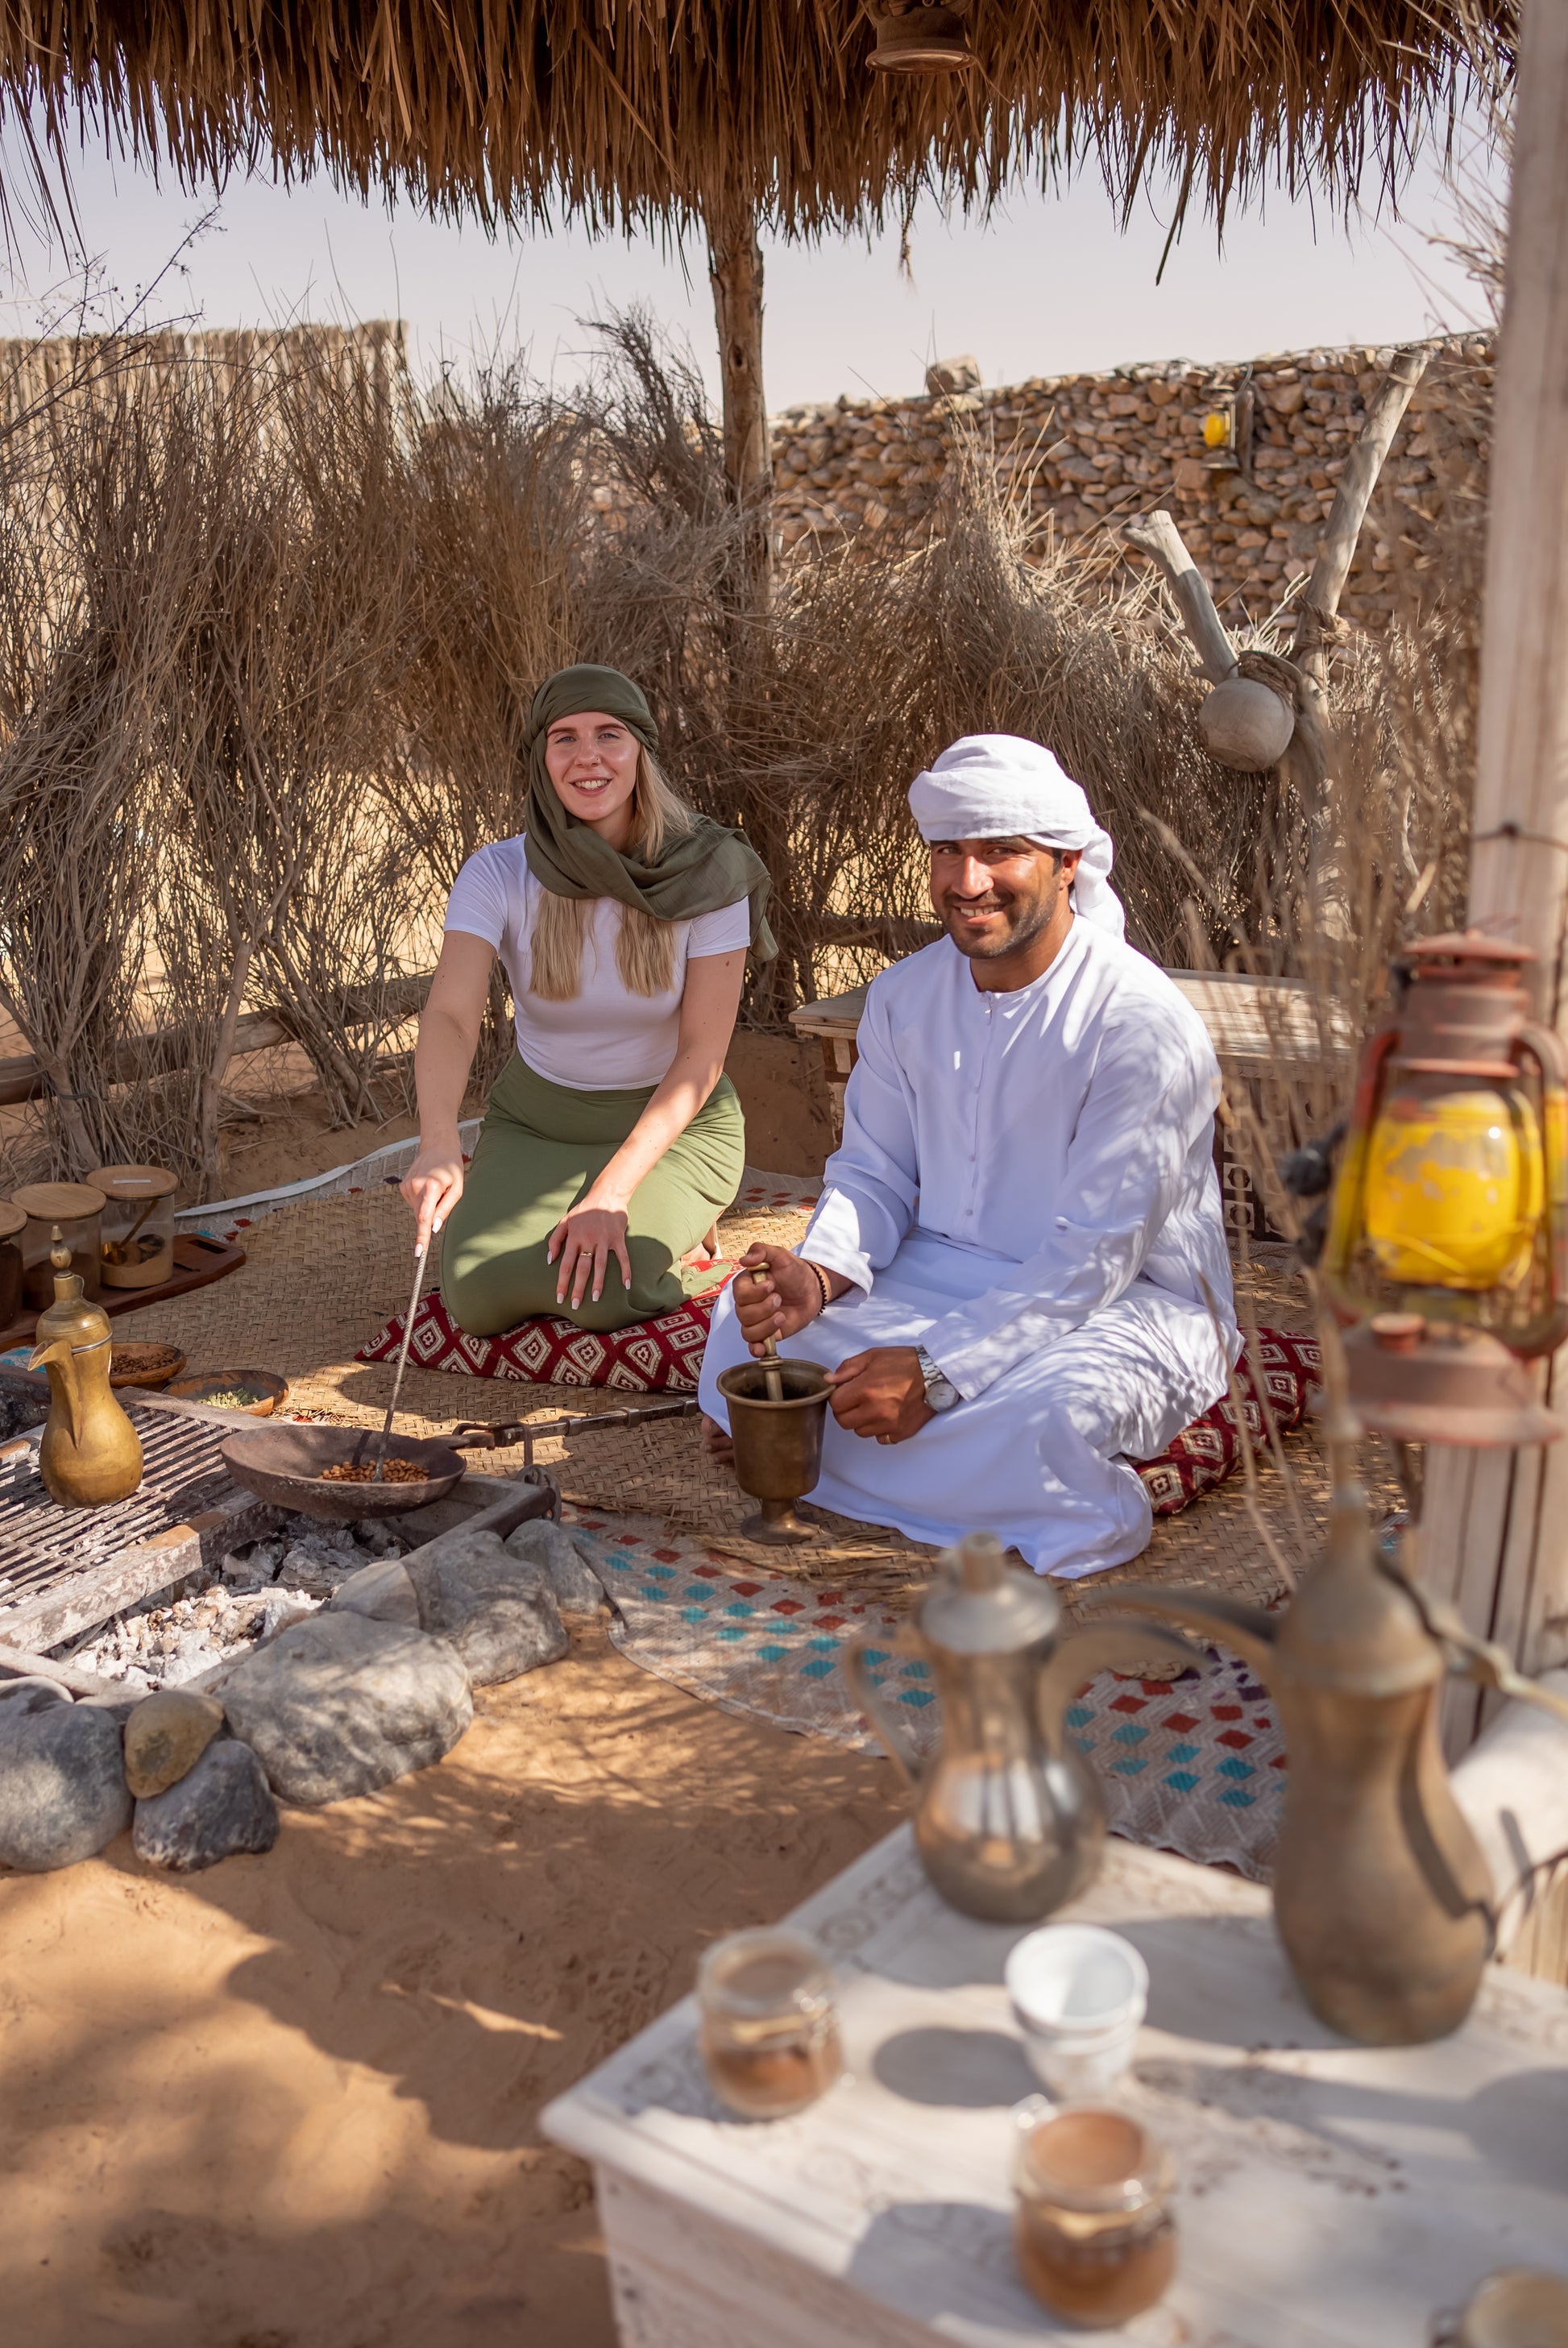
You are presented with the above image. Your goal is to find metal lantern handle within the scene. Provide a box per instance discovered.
[1515,1019,1568,1355]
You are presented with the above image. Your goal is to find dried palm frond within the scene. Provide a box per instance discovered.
[0,0,1510,245]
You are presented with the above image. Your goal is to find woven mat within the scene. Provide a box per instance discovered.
[566,1504,1283,1885]
[125,1184,1390,1610]
[121,1179,813,1435]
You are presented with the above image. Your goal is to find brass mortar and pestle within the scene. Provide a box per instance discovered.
[715,1267,833,1545]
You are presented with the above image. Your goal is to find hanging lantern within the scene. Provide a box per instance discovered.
[1341,1313,1559,1450]
[1201,388,1241,473]
[865,1,978,73]
[1323,933,1568,1361]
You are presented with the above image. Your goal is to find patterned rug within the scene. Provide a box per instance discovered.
[567,1506,1284,1885]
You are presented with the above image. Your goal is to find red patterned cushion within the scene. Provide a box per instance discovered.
[1134,1327,1320,1516]
[356,1287,717,1393]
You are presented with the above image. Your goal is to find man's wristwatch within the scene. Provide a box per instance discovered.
[915,1344,961,1413]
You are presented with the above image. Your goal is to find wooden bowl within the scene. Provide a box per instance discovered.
[109,1341,187,1391]
[168,1368,289,1417]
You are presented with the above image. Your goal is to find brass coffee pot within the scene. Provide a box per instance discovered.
[27,1231,143,1507]
[844,1533,1205,1923]
[1084,1482,1568,2046]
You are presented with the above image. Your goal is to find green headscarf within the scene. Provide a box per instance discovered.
[522,664,777,961]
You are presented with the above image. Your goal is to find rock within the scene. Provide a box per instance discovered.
[406,1531,569,1688]
[925,354,981,399]
[218,1612,472,1807]
[0,1676,72,1717]
[329,1556,421,1627]
[504,1519,605,1620]
[0,1700,131,1870]
[133,1738,280,1871]
[404,1525,509,1580]
[123,1687,226,1798]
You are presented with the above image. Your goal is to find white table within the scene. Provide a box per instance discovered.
[543,1829,1568,2347]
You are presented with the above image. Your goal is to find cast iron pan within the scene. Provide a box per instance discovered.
[219,1424,468,1521]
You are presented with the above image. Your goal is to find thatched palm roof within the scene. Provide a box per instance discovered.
[3,0,1508,238]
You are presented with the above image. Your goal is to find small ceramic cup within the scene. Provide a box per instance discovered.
[1006,1923,1149,2099]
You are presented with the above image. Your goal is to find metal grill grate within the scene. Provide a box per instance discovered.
[0,1407,238,1607]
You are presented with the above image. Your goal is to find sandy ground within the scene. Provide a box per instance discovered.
[0,1624,903,2347]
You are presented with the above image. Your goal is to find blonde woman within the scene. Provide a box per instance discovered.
[402,665,773,1334]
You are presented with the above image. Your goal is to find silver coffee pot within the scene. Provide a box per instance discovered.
[843,1533,1204,1923]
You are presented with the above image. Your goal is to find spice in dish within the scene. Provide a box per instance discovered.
[319,1458,428,1483]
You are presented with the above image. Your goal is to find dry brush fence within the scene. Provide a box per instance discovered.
[0,315,1463,1198]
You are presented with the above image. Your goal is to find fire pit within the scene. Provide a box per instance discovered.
[0,1383,276,1653]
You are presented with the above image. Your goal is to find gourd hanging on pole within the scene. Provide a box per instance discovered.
[1125,342,1431,782]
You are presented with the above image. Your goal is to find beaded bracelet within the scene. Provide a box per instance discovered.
[803,1258,834,1318]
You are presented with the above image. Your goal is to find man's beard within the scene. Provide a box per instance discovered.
[939,885,1055,961]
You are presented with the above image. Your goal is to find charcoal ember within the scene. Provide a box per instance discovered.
[133,1737,279,1871]
[0,1699,131,1870]
[221,1537,286,1589]
[350,1520,407,1558]
[216,1613,473,1806]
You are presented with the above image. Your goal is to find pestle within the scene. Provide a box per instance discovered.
[753,1267,785,1402]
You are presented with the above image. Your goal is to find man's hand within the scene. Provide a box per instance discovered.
[734,1244,822,1353]
[827,1347,933,1445]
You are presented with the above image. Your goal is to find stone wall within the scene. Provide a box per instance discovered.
[769,336,1492,633]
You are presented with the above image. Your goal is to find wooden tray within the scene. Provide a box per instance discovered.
[0,1232,247,1353]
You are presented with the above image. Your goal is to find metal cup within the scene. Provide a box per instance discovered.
[715,1358,832,1544]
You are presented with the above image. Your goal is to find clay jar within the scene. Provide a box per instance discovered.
[87,1163,177,1290]
[11,1183,106,1309]
[1011,2101,1177,2329]
[0,1201,24,1326]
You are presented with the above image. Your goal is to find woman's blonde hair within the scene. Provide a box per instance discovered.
[528,749,696,1001]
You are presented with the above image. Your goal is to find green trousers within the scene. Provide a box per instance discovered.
[442,1055,745,1336]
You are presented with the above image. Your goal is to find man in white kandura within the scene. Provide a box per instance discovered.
[699,734,1239,1578]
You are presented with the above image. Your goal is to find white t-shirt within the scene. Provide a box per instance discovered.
[444,833,750,1091]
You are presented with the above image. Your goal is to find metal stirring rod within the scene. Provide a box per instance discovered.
[373,1241,429,1479]
[753,1266,785,1402]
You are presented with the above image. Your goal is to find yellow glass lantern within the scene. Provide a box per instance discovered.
[1323,933,1568,1359]
[1202,410,1230,450]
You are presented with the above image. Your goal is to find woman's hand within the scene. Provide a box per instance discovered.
[549,1193,633,1309]
[733,1245,823,1351]
[401,1142,466,1254]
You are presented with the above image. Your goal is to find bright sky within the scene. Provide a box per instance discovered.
[0,116,1507,410]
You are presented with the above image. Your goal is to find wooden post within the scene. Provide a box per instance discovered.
[707,204,774,614]
[1413,0,1568,1757]
[1290,346,1429,691]
[1124,509,1238,682]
